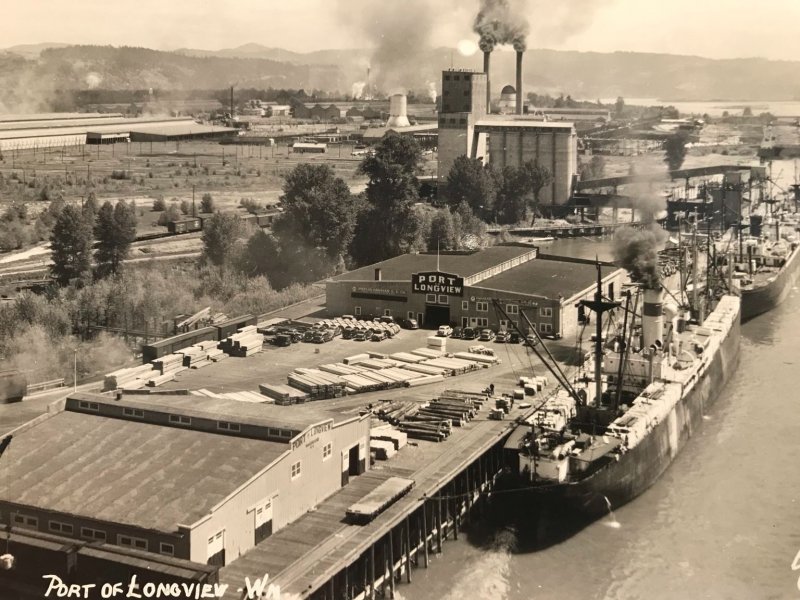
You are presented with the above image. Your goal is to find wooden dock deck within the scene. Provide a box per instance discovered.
[219,409,517,599]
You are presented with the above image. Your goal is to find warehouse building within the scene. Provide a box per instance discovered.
[326,245,623,340]
[0,393,370,567]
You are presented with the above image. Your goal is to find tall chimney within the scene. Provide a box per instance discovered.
[515,51,523,115]
[642,287,665,349]
[483,51,491,114]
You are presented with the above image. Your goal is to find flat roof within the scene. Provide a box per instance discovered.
[329,246,534,282]
[1,409,287,532]
[123,393,352,429]
[476,256,618,300]
[475,118,575,130]
[128,122,237,137]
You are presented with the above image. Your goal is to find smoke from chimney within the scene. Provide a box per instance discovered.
[613,225,667,290]
[473,0,529,52]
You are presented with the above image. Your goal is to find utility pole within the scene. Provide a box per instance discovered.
[192,185,196,217]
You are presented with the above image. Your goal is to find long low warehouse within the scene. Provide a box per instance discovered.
[325,244,624,340]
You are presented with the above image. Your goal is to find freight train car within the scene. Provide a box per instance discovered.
[215,314,258,340]
[0,370,28,403]
[167,218,203,234]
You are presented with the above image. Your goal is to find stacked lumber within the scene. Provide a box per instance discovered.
[288,369,347,400]
[219,328,264,357]
[103,364,156,391]
[396,418,451,442]
[370,439,396,460]
[259,383,309,405]
[411,348,444,360]
[427,336,446,350]
[178,346,210,369]
[422,357,482,375]
[147,371,182,387]
[371,425,408,450]
[453,351,500,365]
[389,352,423,364]
[440,389,489,406]
[318,363,368,376]
[401,363,446,376]
[152,354,186,376]
[406,374,445,387]
[340,373,387,393]
[373,400,420,425]
[343,353,371,365]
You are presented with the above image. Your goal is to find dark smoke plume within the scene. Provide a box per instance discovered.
[474,0,530,52]
[613,225,667,289]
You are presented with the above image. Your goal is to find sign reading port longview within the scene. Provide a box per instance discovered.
[411,272,465,296]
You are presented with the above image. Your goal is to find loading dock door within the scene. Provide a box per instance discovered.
[254,498,274,544]
[424,305,450,328]
[207,530,225,566]
[348,445,360,476]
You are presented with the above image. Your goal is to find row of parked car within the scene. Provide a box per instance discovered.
[437,325,538,346]
[339,316,402,342]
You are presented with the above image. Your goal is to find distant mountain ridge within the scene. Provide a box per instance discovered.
[1,42,800,108]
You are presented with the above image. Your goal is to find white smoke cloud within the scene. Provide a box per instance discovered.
[85,71,102,89]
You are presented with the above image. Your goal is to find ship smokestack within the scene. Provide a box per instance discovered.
[515,50,523,115]
[483,51,491,114]
[642,287,665,350]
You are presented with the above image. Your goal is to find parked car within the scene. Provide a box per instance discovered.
[353,330,367,342]
[342,314,355,321]
[452,326,463,339]
[479,329,495,342]
[437,325,453,337]
[379,316,395,324]
[371,330,387,341]
[462,327,476,340]
[525,334,539,347]
[495,331,509,343]
[400,318,418,330]
[508,331,522,344]
[302,330,315,342]
[274,334,292,347]
[342,326,355,340]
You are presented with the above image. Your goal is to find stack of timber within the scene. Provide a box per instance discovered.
[453,351,500,365]
[177,340,220,370]
[219,326,264,357]
[288,368,347,400]
[103,365,156,391]
[373,400,420,425]
[258,383,309,405]
[389,352,424,364]
[370,424,408,450]
[422,356,483,375]
[148,353,188,386]
[371,399,452,442]
[370,439,396,460]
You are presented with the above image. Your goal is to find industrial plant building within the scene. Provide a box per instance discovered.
[0,114,237,152]
[436,46,579,208]
[326,245,623,340]
[0,393,370,567]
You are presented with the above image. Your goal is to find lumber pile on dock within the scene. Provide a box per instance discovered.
[258,383,309,405]
[103,364,156,391]
[219,326,264,357]
[287,368,347,400]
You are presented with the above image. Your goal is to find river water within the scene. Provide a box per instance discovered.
[403,284,800,599]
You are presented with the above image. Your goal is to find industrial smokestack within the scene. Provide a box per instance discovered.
[483,51,491,114]
[515,51,523,115]
[386,94,411,128]
[642,287,665,349]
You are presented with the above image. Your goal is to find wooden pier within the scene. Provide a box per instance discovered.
[219,407,518,599]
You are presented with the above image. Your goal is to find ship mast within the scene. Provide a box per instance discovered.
[579,260,620,405]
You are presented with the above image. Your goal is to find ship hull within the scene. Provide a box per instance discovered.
[563,299,741,516]
[504,298,741,519]
[741,243,800,321]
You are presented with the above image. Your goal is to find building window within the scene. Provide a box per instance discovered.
[425,293,437,303]
[118,535,148,551]
[383,309,391,316]
[217,421,241,432]
[81,527,107,541]
[478,318,489,327]
[540,323,553,334]
[608,282,615,300]
[499,319,508,329]
[476,301,488,312]
[506,304,519,315]
[461,301,469,310]
[123,408,144,418]
[539,307,553,318]
[78,401,99,411]
[12,514,37,529]
[323,442,332,460]
[444,75,451,81]
[49,521,73,535]
[268,428,280,437]
[291,461,302,480]
[454,75,460,81]
[354,306,361,316]
[280,430,293,439]
[160,542,175,556]
[407,311,414,319]
[169,414,191,426]
[437,295,448,304]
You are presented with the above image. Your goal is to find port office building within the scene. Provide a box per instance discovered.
[0,393,370,568]
[326,245,623,339]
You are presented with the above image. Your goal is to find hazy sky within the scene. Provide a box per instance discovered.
[1,0,796,61]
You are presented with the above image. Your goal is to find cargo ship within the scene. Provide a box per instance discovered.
[729,210,800,321]
[500,250,741,517]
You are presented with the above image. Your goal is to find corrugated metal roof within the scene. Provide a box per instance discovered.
[1,409,287,532]
[475,118,575,130]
